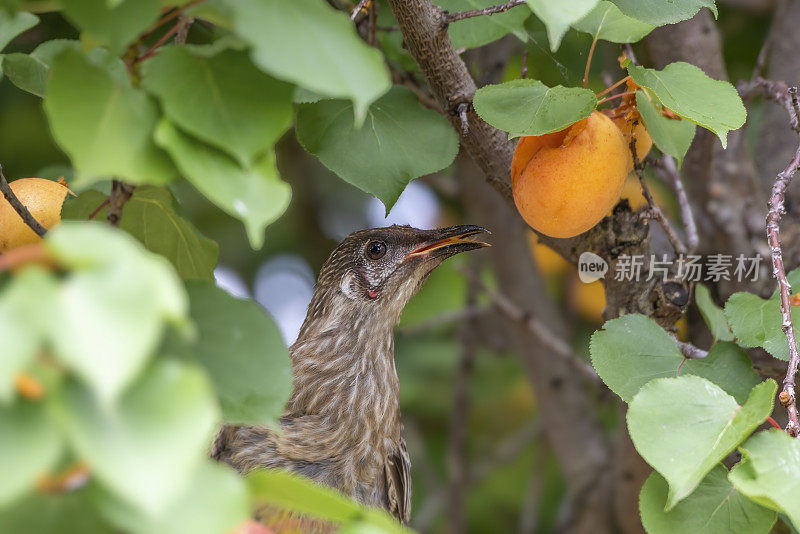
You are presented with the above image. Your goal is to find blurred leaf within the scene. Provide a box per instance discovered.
[154,120,291,249]
[248,469,405,534]
[729,430,800,531]
[610,0,716,26]
[572,1,654,42]
[142,47,293,167]
[436,0,529,49]
[627,377,775,510]
[473,79,596,137]
[0,9,37,51]
[296,86,458,210]
[43,222,188,405]
[0,488,114,533]
[229,0,390,123]
[54,360,219,517]
[33,39,129,86]
[164,282,292,426]
[639,465,776,534]
[695,283,733,341]
[525,0,599,51]
[627,62,745,148]
[1,53,47,97]
[0,268,56,402]
[95,461,249,534]
[60,0,160,53]
[0,401,62,505]
[399,258,467,327]
[62,187,219,281]
[635,90,696,166]
[44,49,177,188]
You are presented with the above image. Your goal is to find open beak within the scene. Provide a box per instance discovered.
[406,225,491,259]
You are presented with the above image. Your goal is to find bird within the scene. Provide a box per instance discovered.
[211,224,489,527]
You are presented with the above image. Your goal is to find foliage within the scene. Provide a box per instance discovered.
[0,0,796,533]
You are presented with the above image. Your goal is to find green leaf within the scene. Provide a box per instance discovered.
[525,0,599,51]
[610,0,717,26]
[682,342,762,405]
[248,469,405,534]
[163,282,292,426]
[436,0,529,49]
[0,268,56,402]
[695,283,733,342]
[1,53,47,97]
[142,46,293,167]
[94,461,249,534]
[54,360,219,517]
[725,289,800,362]
[591,315,762,404]
[295,86,458,210]
[0,9,37,51]
[229,0,390,124]
[0,489,114,533]
[627,377,776,510]
[627,62,745,148]
[639,465,776,534]
[44,49,177,188]
[473,79,597,138]
[572,1,654,43]
[60,0,160,53]
[635,90,696,166]
[32,39,129,86]
[0,402,62,506]
[729,430,800,531]
[43,221,188,405]
[590,314,683,402]
[62,187,219,281]
[154,120,291,249]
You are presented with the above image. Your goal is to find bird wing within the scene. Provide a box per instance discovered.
[384,439,412,525]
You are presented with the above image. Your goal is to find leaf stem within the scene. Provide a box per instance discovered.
[596,91,636,107]
[583,34,599,90]
[440,0,526,26]
[596,75,631,99]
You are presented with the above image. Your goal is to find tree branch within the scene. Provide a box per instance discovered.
[106,180,134,228]
[650,154,699,254]
[441,0,526,26]
[0,164,47,238]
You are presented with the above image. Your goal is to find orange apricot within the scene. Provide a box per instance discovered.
[0,178,69,252]
[511,111,629,239]
[613,112,652,168]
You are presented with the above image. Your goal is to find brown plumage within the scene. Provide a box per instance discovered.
[211,224,489,527]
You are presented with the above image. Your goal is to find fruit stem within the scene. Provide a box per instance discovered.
[767,416,783,430]
[596,75,631,99]
[583,35,599,89]
[596,91,636,107]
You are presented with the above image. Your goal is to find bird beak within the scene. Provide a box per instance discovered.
[406,225,491,259]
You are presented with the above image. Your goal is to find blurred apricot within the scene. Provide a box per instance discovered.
[0,178,70,252]
[527,232,569,276]
[571,278,606,323]
[512,111,629,238]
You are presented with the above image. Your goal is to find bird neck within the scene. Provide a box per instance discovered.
[286,291,403,448]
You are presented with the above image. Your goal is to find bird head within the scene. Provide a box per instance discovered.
[311,224,490,327]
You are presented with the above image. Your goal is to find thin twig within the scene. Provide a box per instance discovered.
[351,0,369,20]
[87,198,109,221]
[738,78,800,133]
[630,134,688,255]
[583,35,599,89]
[656,155,699,253]
[0,164,47,237]
[448,283,477,534]
[174,15,193,45]
[751,0,786,80]
[765,89,800,436]
[106,180,134,228]
[521,49,528,79]
[140,0,206,40]
[135,16,193,63]
[440,0,525,26]
[397,305,489,335]
[461,268,599,383]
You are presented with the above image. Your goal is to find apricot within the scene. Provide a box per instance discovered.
[511,111,629,239]
[570,277,606,323]
[0,178,69,252]
[527,232,569,276]
[613,112,652,168]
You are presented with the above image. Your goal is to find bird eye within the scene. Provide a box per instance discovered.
[366,241,387,260]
